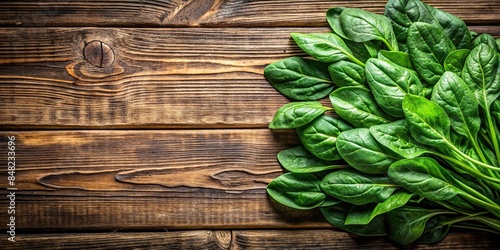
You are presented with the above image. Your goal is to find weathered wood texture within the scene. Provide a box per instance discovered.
[2,26,500,129]
[0,130,331,230]
[0,0,499,27]
[0,230,497,249]
[1,0,500,249]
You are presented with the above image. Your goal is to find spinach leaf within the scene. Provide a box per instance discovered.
[415,215,450,244]
[291,32,364,66]
[330,86,392,128]
[326,7,348,39]
[269,101,328,129]
[388,157,459,201]
[384,0,439,43]
[387,206,453,245]
[320,204,388,236]
[428,4,471,49]
[277,146,345,173]
[431,71,481,141]
[264,57,334,101]
[365,58,424,117]
[444,49,471,75]
[492,99,500,126]
[472,33,499,52]
[320,169,398,204]
[336,128,401,174]
[462,43,500,110]
[378,50,414,70]
[370,119,429,159]
[408,22,456,85]
[339,8,399,51]
[345,191,413,225]
[297,114,353,161]
[267,172,326,210]
[402,94,451,148]
[328,60,366,87]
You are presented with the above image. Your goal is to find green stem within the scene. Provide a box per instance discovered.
[446,141,500,172]
[453,222,500,234]
[458,191,500,219]
[485,109,500,164]
[431,151,500,186]
[346,54,365,68]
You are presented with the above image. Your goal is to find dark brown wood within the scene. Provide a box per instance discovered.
[0,230,497,249]
[232,230,499,250]
[2,0,500,248]
[0,231,232,249]
[1,26,500,129]
[0,0,498,27]
[0,130,331,230]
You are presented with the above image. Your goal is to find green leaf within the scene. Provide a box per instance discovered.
[370,119,429,159]
[291,33,359,64]
[269,101,328,129]
[328,60,366,87]
[277,146,343,173]
[444,49,470,75]
[408,22,456,85]
[429,5,472,49]
[326,7,348,39]
[336,128,401,174]
[345,191,413,225]
[377,50,414,70]
[320,169,398,205]
[339,8,399,51]
[402,94,451,148]
[385,0,471,49]
[462,43,500,109]
[388,157,459,201]
[330,86,392,128]
[472,33,499,52]
[267,172,326,210]
[492,99,500,126]
[264,57,334,101]
[365,58,424,117]
[415,215,450,244]
[297,115,353,161]
[320,204,388,236]
[387,206,452,245]
[384,0,440,43]
[431,71,481,141]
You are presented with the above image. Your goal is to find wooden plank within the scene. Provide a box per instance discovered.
[0,230,497,249]
[0,0,499,27]
[232,230,499,249]
[0,230,232,249]
[2,26,500,129]
[0,130,334,230]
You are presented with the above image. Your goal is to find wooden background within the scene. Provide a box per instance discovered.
[1,0,499,249]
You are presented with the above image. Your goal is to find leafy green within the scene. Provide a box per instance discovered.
[269,101,328,129]
[297,115,352,161]
[264,57,334,100]
[267,172,326,210]
[264,0,500,245]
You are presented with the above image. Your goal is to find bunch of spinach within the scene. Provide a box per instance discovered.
[265,0,500,245]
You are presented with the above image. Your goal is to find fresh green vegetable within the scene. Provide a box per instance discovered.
[264,0,500,245]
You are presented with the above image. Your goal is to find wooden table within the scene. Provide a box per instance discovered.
[1,0,499,249]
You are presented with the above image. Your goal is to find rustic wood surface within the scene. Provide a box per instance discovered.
[1,0,500,249]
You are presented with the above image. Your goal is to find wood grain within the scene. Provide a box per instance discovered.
[0,130,333,230]
[0,230,497,249]
[2,26,500,129]
[0,0,498,27]
[232,230,499,250]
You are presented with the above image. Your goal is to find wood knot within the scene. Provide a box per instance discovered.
[83,40,114,68]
